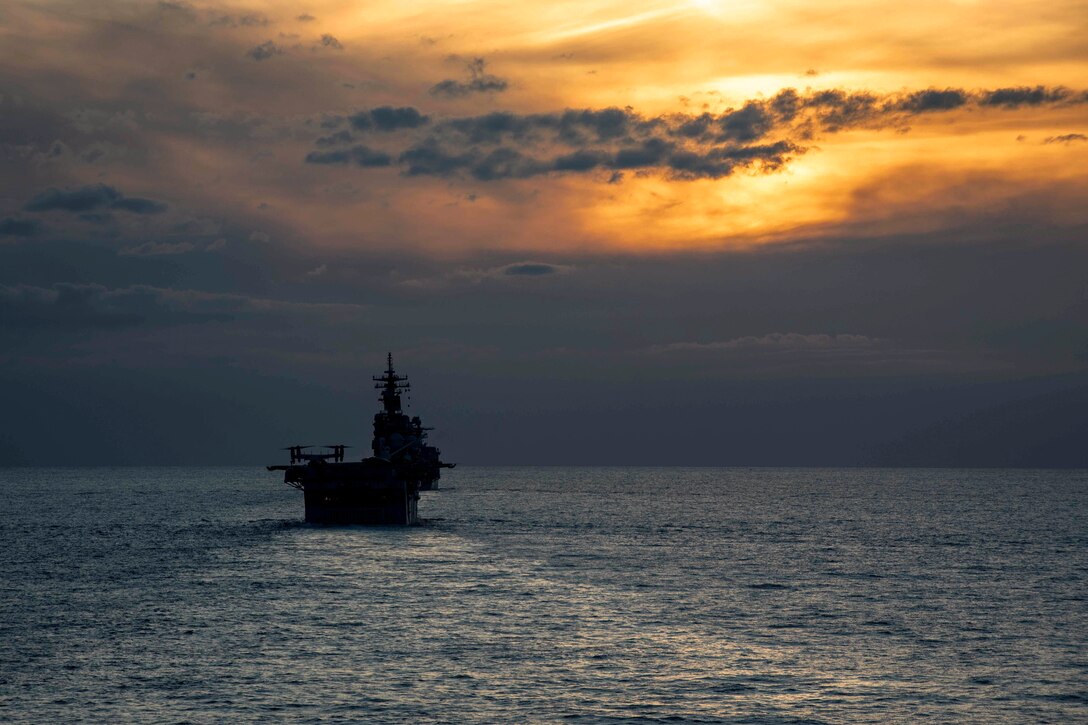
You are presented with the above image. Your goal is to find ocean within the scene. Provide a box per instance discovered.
[1,467,1085,723]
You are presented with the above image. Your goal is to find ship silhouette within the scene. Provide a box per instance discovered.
[267,354,454,524]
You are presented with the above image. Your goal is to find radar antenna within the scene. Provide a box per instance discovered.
[372,351,410,414]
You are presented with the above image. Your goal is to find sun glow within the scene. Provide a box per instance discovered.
[687,0,764,19]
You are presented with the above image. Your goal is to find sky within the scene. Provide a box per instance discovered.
[1,0,1086,465]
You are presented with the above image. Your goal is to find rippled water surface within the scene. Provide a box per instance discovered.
[1,467,1086,722]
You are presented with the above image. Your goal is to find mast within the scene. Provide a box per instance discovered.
[373,352,410,414]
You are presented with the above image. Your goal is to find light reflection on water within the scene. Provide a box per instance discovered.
[1,466,1085,722]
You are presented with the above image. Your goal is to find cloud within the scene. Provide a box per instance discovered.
[394,123,796,181]
[319,34,343,50]
[430,78,508,97]
[980,86,1070,108]
[119,241,197,256]
[468,260,574,280]
[0,217,41,236]
[247,40,284,61]
[717,101,775,141]
[296,13,315,21]
[23,184,168,215]
[309,85,1083,183]
[305,145,393,167]
[429,58,509,97]
[314,129,353,147]
[895,88,968,112]
[24,184,119,212]
[397,141,477,176]
[1044,133,1087,144]
[348,146,393,167]
[348,106,430,131]
[157,1,275,30]
[401,260,575,288]
[503,262,561,276]
[305,149,350,164]
[156,1,195,20]
[111,197,168,214]
[210,13,269,27]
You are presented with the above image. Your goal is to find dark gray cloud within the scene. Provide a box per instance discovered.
[0,217,41,236]
[1044,133,1087,144]
[210,12,269,27]
[311,85,1082,182]
[718,102,775,141]
[796,89,881,131]
[430,77,508,97]
[398,142,476,176]
[23,184,167,215]
[247,40,284,61]
[24,184,121,212]
[553,149,609,172]
[667,141,796,179]
[471,147,547,180]
[980,86,1070,108]
[504,263,558,276]
[297,13,315,21]
[611,138,670,168]
[366,104,797,180]
[430,58,509,97]
[349,106,430,131]
[345,145,393,166]
[111,197,169,214]
[304,150,348,164]
[305,145,392,167]
[156,2,278,30]
[156,1,195,19]
[238,13,269,26]
[320,34,343,50]
[557,108,639,142]
[895,88,968,112]
[314,129,352,147]
[443,111,541,143]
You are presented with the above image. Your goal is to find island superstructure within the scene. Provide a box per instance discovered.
[267,354,454,524]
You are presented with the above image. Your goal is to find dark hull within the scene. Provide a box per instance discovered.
[304,483,418,525]
[272,458,422,526]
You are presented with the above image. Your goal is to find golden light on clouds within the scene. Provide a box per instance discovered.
[1,0,1085,255]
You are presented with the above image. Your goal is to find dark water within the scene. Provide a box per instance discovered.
[1,467,1086,723]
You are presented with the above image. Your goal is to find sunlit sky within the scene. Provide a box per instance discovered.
[1,0,1086,464]
[3,0,1085,252]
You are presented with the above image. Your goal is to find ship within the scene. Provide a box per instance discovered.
[267,354,454,524]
